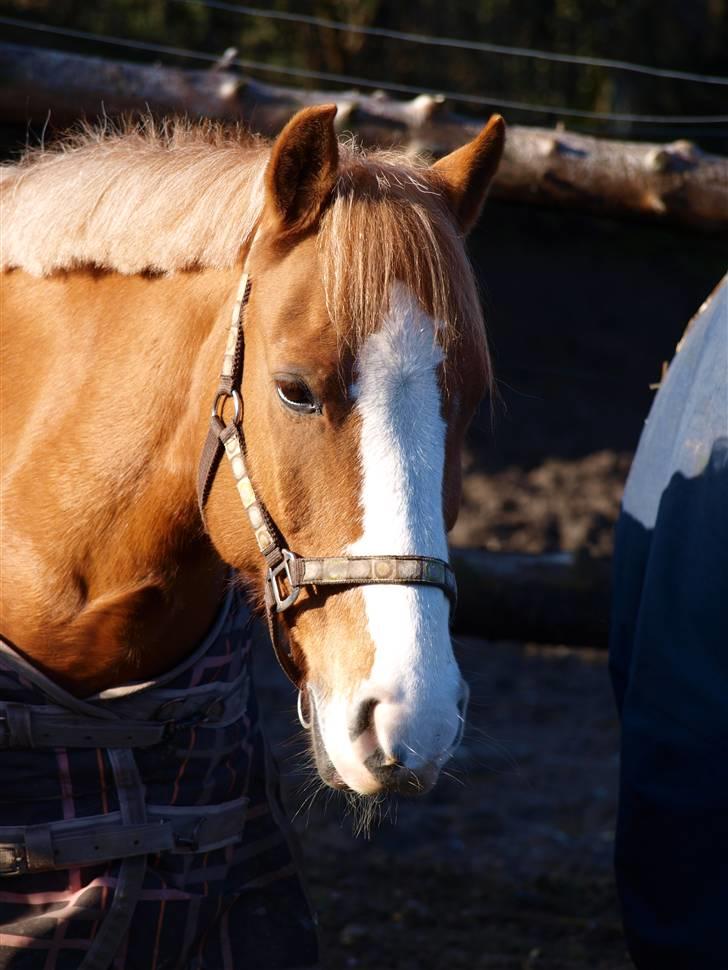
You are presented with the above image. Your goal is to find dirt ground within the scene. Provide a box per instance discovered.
[256,639,628,970]
[254,206,727,970]
[451,450,633,557]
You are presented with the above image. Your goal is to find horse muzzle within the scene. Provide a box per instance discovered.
[302,679,469,797]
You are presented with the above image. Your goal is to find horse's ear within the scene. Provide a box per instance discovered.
[432,114,505,234]
[264,104,339,235]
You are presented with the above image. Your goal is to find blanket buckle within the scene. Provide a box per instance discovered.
[0,843,26,877]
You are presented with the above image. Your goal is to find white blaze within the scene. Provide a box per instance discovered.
[312,282,464,793]
[346,282,461,766]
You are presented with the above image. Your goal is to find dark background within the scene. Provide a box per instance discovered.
[452,202,726,558]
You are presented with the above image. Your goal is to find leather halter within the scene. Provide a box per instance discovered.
[197,268,457,689]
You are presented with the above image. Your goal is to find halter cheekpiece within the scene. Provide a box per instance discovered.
[197,268,457,688]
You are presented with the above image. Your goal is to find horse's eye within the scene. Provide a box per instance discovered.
[275,378,320,415]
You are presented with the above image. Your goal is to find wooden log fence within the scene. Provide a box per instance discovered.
[1,42,727,231]
[450,549,611,647]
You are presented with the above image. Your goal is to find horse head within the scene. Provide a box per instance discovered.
[204,105,505,797]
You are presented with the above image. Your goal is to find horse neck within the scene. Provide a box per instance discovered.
[1,265,242,694]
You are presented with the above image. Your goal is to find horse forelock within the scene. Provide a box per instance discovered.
[320,148,489,387]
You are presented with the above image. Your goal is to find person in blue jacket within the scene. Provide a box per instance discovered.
[610,274,728,968]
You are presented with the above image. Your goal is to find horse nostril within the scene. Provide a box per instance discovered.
[349,697,379,741]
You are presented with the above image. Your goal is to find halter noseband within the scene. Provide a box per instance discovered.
[197,269,457,688]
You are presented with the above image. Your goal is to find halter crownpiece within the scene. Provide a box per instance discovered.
[198,267,457,688]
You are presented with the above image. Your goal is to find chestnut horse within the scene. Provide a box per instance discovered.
[1,105,504,799]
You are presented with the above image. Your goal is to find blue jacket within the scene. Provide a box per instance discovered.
[610,274,728,968]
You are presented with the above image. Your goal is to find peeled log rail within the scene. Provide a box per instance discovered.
[1,42,727,231]
[451,549,611,647]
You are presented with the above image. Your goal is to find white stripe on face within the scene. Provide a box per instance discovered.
[344,282,462,769]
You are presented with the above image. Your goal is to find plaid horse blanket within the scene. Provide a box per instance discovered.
[0,589,319,969]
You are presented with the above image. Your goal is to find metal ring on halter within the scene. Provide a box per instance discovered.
[297,690,311,730]
[211,389,241,425]
[450,680,470,754]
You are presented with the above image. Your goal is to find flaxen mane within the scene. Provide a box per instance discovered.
[0,119,268,276]
[1,118,488,374]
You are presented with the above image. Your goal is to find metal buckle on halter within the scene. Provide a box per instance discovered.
[0,843,27,877]
[266,549,301,613]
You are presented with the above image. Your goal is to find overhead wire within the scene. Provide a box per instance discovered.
[2,15,728,127]
[172,0,728,87]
